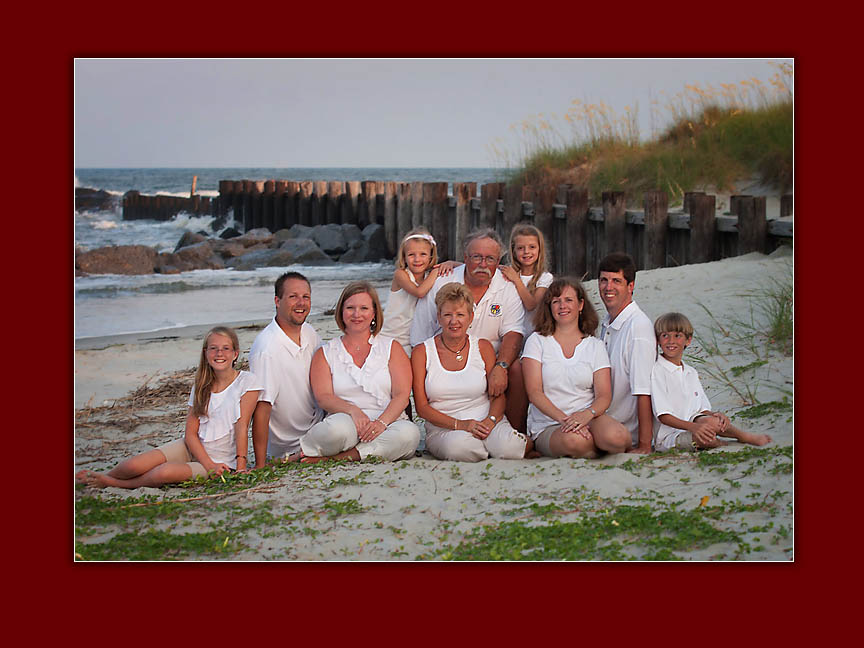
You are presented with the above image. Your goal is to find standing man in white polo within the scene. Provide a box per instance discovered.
[410,228,526,421]
[249,271,324,468]
[598,252,656,454]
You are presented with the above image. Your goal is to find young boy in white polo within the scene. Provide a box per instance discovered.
[650,312,772,451]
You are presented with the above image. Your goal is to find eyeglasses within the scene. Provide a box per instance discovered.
[467,254,499,266]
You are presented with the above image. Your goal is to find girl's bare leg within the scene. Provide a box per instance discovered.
[76,448,170,485]
[82,462,194,489]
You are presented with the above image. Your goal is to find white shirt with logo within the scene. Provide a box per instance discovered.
[408,264,525,353]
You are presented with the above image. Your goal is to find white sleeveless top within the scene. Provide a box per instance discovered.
[380,269,420,352]
[423,335,489,422]
[322,334,397,419]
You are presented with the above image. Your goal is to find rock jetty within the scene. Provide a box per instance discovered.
[75,223,391,276]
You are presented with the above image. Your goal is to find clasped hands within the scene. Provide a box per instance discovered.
[692,411,729,446]
[559,409,593,439]
[350,408,387,443]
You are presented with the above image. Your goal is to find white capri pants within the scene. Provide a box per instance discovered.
[300,412,420,461]
[424,417,527,462]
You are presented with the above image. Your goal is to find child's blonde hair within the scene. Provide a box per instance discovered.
[192,326,239,418]
[654,312,694,339]
[509,222,548,293]
[396,228,438,272]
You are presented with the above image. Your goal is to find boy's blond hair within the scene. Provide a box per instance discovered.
[654,312,694,339]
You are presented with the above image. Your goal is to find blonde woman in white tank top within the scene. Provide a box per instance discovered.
[411,282,527,462]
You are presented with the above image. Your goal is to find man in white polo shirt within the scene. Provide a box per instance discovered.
[598,252,656,454]
[410,228,525,415]
[249,271,324,468]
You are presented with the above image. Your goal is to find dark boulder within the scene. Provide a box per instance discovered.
[219,227,242,240]
[174,230,208,252]
[75,187,119,213]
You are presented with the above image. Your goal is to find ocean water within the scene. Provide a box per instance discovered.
[74,167,503,340]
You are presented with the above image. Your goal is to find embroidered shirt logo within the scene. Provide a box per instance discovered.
[489,303,502,316]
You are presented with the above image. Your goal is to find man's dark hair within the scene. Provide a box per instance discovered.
[598,252,636,285]
[275,271,310,299]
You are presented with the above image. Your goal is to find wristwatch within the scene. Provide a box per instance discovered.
[495,361,509,369]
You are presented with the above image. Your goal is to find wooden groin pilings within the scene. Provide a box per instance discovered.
[212,180,793,276]
[122,191,212,221]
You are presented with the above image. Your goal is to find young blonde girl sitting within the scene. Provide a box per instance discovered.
[380,228,456,355]
[498,223,554,436]
[75,326,262,489]
[499,222,554,339]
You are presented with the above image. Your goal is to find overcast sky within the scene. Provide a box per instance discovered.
[74,58,792,168]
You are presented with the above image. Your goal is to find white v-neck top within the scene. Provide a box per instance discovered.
[522,332,610,438]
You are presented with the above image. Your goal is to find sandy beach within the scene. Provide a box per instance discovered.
[74,248,793,561]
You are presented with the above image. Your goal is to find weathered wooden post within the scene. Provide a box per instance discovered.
[311,181,328,226]
[729,194,750,217]
[780,194,793,217]
[530,185,556,269]
[502,184,529,243]
[283,181,299,229]
[383,181,398,256]
[190,175,198,198]
[298,181,313,226]
[327,182,344,225]
[249,181,264,229]
[357,181,374,229]
[232,181,244,227]
[602,191,627,256]
[217,181,234,218]
[479,183,501,230]
[688,193,716,264]
[453,182,476,263]
[122,190,137,220]
[737,196,767,255]
[643,189,669,270]
[410,181,424,230]
[423,182,449,260]
[344,181,360,225]
[239,181,252,231]
[397,182,413,247]
[564,187,589,278]
[263,180,276,231]
[683,191,705,214]
[273,181,288,231]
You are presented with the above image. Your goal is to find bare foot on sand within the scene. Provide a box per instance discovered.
[300,455,329,464]
[76,470,109,488]
[742,432,772,446]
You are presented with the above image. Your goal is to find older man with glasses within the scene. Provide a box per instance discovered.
[410,228,528,437]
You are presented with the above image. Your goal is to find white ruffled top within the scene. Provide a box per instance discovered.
[322,334,396,419]
[187,370,263,467]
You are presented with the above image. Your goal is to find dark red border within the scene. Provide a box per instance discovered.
[32,3,841,640]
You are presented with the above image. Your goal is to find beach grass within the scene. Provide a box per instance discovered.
[491,62,793,205]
